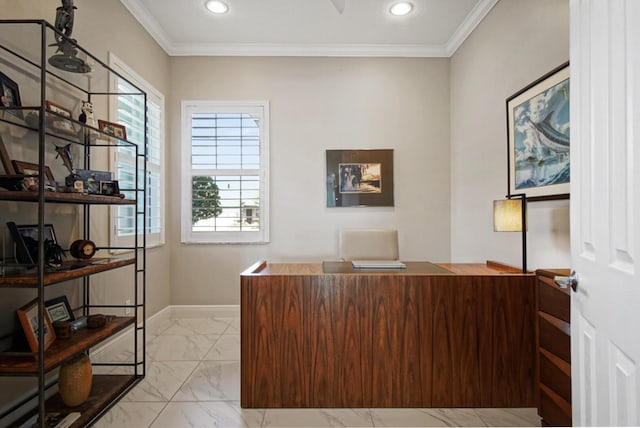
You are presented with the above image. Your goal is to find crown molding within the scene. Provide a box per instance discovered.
[119,0,174,54]
[445,0,499,56]
[164,42,450,57]
[120,0,496,58]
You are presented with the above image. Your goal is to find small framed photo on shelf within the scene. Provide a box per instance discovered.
[17,298,57,352]
[7,222,58,265]
[98,119,127,140]
[45,296,75,323]
[11,160,56,190]
[45,100,77,136]
[0,71,22,119]
[99,180,119,196]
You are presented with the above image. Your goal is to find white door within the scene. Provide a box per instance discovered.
[570,0,640,425]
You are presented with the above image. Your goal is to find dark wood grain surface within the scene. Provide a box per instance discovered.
[241,262,537,408]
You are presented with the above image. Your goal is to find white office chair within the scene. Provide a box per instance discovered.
[339,229,399,261]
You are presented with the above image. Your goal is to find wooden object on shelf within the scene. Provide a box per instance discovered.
[0,316,134,374]
[16,298,56,352]
[0,258,135,287]
[241,260,537,408]
[0,190,134,204]
[11,375,140,428]
[536,268,572,427]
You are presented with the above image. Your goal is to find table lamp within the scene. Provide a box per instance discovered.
[493,193,528,273]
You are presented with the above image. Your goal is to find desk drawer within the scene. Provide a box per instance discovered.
[538,276,570,323]
[539,348,571,403]
[539,383,571,426]
[539,312,570,363]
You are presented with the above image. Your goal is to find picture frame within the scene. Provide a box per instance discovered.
[97,119,127,140]
[326,149,394,207]
[0,71,22,119]
[74,169,112,194]
[99,180,119,196]
[6,222,58,265]
[45,100,77,136]
[45,296,75,323]
[506,62,570,200]
[11,160,56,190]
[17,298,57,352]
[0,135,15,174]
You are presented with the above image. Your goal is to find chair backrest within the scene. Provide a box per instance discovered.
[339,229,399,261]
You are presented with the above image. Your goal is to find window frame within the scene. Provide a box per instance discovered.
[181,100,270,244]
[109,53,165,249]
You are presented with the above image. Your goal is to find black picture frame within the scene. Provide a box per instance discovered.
[506,62,570,201]
[99,180,119,196]
[326,149,394,207]
[6,222,57,265]
[0,71,22,119]
[45,296,75,322]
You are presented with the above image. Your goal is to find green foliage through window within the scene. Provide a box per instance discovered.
[192,176,223,224]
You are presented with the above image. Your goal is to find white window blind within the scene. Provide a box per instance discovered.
[181,101,269,243]
[109,54,165,248]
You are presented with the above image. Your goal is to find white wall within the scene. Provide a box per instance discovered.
[450,0,571,269]
[168,57,451,304]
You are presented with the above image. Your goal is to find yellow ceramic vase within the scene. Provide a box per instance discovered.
[57,353,92,407]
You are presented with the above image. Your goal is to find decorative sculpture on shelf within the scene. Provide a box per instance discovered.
[78,101,96,127]
[48,0,91,73]
[55,143,79,191]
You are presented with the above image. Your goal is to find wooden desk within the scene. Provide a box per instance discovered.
[241,261,536,408]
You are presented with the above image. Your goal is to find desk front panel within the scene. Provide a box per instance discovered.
[241,264,536,408]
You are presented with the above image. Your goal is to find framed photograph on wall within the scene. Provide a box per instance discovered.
[506,62,570,200]
[17,298,57,352]
[326,149,394,207]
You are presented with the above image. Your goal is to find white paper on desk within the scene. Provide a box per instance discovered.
[351,260,406,269]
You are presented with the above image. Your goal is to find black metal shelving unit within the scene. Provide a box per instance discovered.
[0,20,146,427]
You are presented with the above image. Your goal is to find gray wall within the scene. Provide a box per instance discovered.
[169,56,451,304]
[450,0,571,269]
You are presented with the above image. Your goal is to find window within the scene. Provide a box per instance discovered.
[109,54,165,248]
[181,101,269,243]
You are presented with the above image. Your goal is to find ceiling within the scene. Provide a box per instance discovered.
[119,0,498,57]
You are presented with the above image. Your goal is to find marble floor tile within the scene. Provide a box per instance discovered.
[123,360,200,402]
[204,335,240,361]
[474,408,540,427]
[225,317,241,334]
[93,401,166,428]
[160,318,232,336]
[150,401,263,428]
[146,334,218,361]
[172,361,240,401]
[262,408,373,427]
[370,408,459,427]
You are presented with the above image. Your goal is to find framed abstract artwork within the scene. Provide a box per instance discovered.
[326,149,394,207]
[506,62,570,200]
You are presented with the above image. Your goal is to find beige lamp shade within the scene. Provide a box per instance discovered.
[493,199,528,232]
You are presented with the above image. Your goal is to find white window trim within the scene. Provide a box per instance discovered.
[109,53,166,249]
[181,100,270,244]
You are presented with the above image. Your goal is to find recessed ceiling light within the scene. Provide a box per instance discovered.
[389,1,413,16]
[205,0,228,14]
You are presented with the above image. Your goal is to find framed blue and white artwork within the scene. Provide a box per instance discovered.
[507,62,570,200]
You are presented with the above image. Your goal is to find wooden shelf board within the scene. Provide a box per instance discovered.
[9,374,142,428]
[0,316,135,374]
[0,257,135,287]
[0,190,135,205]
